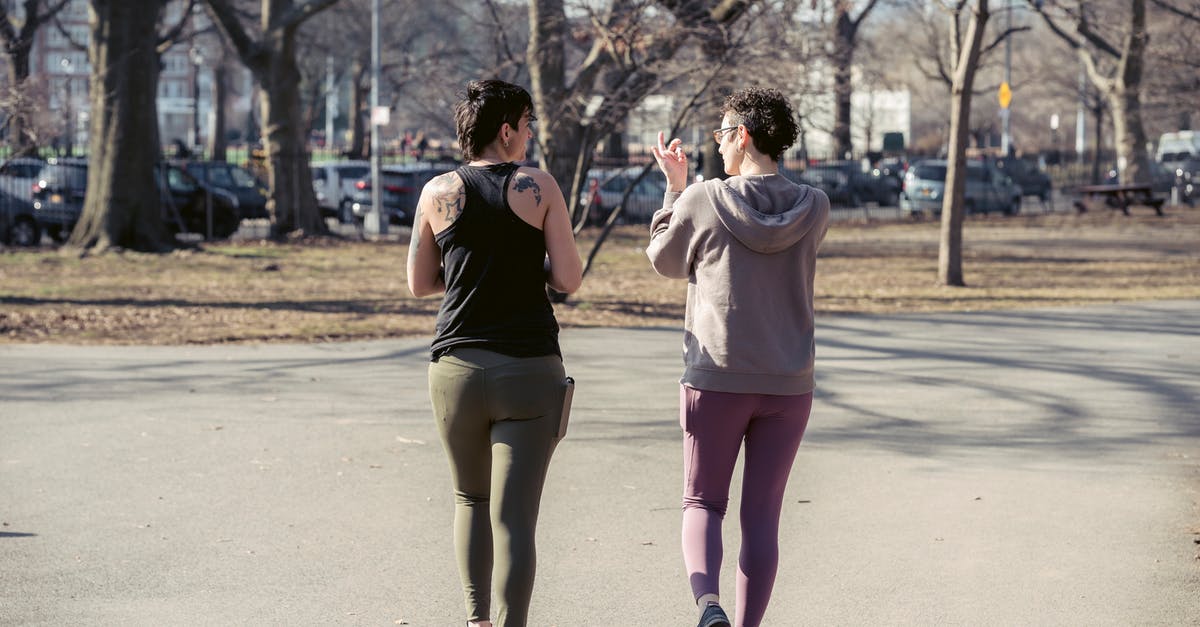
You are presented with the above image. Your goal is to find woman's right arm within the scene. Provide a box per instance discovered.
[406,176,458,297]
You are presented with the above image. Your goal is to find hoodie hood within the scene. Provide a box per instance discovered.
[702,174,827,254]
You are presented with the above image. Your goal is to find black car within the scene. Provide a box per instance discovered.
[794,160,899,207]
[994,157,1052,201]
[0,188,40,246]
[30,159,243,241]
[29,158,88,242]
[349,163,455,226]
[178,160,269,219]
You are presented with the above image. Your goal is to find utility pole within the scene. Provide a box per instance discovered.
[191,46,204,156]
[1075,58,1086,164]
[1000,0,1012,157]
[366,0,387,236]
[325,55,336,153]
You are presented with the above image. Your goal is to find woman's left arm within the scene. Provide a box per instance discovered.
[537,170,583,294]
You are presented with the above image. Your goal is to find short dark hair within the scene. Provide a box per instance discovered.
[454,79,534,161]
[720,88,799,162]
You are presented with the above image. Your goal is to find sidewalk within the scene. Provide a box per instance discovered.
[2,301,1198,626]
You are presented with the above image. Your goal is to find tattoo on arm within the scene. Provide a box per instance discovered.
[431,173,465,223]
[514,173,543,206]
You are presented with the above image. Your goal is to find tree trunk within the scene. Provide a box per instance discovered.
[203,0,337,239]
[938,0,989,288]
[1091,103,1104,184]
[207,60,229,161]
[1109,0,1151,185]
[68,0,174,253]
[348,57,368,159]
[528,0,589,223]
[832,9,855,160]
[6,47,32,150]
[702,87,731,181]
[257,29,322,236]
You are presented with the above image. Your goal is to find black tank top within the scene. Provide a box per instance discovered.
[429,163,560,360]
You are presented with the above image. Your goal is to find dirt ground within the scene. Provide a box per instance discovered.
[1,207,1197,345]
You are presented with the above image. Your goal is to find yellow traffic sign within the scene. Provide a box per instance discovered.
[998,82,1012,109]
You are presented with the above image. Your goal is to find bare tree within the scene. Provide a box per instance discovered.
[0,77,56,151]
[0,0,70,150]
[204,0,340,237]
[296,0,471,159]
[826,0,884,160]
[528,0,757,231]
[68,0,174,252]
[1142,0,1199,132]
[1030,0,1153,185]
[937,0,990,287]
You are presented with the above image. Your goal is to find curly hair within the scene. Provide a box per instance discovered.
[454,79,534,161]
[720,88,799,162]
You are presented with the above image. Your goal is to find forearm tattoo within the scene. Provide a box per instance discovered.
[514,173,543,206]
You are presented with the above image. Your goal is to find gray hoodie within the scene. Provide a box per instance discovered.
[646,173,830,395]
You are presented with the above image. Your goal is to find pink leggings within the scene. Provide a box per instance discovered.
[680,385,812,627]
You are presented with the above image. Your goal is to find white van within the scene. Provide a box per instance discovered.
[1156,131,1200,164]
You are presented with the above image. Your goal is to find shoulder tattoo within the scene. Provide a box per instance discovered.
[514,173,543,206]
[431,173,465,223]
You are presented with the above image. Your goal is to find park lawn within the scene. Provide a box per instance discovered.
[1,207,1198,344]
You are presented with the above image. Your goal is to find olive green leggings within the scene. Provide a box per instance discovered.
[429,348,567,627]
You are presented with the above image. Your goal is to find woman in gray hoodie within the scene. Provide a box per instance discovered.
[646,88,830,627]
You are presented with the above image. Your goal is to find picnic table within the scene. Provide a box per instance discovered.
[1073,183,1165,216]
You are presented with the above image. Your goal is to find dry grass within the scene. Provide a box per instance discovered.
[1,207,1198,344]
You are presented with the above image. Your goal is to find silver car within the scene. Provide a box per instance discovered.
[310,160,370,223]
[900,159,1022,216]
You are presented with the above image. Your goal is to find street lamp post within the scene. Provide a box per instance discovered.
[190,46,204,157]
[1050,113,1060,164]
[59,57,73,156]
[366,0,386,236]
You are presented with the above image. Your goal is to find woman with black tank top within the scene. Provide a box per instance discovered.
[406,79,582,627]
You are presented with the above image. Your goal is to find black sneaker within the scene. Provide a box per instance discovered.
[698,602,731,627]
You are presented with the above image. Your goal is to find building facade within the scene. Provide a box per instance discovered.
[16,0,249,155]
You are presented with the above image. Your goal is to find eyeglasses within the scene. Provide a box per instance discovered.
[712,126,738,144]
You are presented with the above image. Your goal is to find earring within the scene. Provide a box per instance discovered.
[503,139,510,148]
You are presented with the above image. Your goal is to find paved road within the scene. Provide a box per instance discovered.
[2,301,1198,626]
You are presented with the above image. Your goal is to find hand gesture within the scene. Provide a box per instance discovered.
[651,131,688,193]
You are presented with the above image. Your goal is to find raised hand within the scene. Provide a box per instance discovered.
[651,131,688,193]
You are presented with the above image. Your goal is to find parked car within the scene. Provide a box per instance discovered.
[349,162,456,226]
[1100,160,1197,206]
[795,160,899,207]
[158,164,243,238]
[30,158,243,241]
[0,188,40,246]
[994,156,1052,201]
[0,156,46,201]
[900,159,1022,216]
[1155,130,1199,165]
[29,158,88,242]
[586,166,666,223]
[311,160,370,223]
[178,160,269,219]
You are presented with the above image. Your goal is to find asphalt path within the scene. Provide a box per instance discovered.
[2,300,1198,626]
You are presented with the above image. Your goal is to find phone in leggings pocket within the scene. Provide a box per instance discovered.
[558,377,574,439]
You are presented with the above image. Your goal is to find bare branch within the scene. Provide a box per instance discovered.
[1150,0,1200,22]
[204,0,265,71]
[157,0,200,55]
[269,0,342,35]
